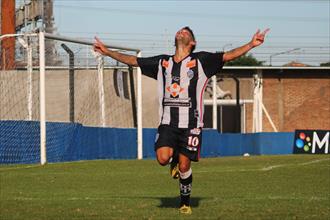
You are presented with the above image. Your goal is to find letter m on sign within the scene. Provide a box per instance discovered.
[312,131,329,154]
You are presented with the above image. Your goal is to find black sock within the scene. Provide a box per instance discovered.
[179,174,192,206]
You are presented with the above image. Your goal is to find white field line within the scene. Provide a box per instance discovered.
[0,165,42,171]
[299,158,330,166]
[261,164,288,171]
[196,158,330,173]
[261,158,330,171]
[1,158,329,172]
[0,160,99,171]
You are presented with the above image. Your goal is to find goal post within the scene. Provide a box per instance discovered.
[39,31,46,165]
[1,33,41,164]
[0,31,143,164]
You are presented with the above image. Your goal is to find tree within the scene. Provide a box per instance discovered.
[225,54,265,66]
[320,61,330,67]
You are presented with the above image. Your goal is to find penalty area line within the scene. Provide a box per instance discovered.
[299,158,330,166]
[0,164,42,172]
[195,158,330,173]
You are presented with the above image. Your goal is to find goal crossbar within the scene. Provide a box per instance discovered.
[44,33,141,52]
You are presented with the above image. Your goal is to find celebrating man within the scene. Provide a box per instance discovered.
[94,27,269,214]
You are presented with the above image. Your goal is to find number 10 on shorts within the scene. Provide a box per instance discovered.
[187,136,200,151]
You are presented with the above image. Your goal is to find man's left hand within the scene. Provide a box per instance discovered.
[250,28,270,48]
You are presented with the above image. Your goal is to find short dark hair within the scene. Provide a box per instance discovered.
[183,26,196,52]
[175,26,196,52]
[183,26,195,41]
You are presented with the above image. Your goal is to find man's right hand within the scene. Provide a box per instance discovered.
[93,36,139,67]
[93,37,110,56]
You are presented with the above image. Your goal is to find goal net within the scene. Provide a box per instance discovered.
[0,32,140,164]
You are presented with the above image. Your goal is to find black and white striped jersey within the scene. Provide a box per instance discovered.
[137,52,224,128]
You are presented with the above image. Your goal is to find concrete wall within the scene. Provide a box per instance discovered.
[0,69,135,127]
[1,68,329,132]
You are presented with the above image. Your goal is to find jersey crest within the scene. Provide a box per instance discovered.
[187,69,194,79]
[166,83,184,98]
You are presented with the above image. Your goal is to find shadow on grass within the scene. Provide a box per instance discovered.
[157,197,208,208]
[91,195,211,208]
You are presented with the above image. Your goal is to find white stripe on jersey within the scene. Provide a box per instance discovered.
[178,57,191,128]
[157,60,165,124]
[196,60,208,128]
[159,57,174,125]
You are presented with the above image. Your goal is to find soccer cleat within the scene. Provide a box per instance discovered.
[170,161,179,179]
[179,205,192,214]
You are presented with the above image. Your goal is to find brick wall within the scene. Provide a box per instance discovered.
[262,78,330,132]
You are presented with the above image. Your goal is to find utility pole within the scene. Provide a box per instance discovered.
[1,0,16,70]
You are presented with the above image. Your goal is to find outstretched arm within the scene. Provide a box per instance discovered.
[223,28,270,62]
[93,37,139,67]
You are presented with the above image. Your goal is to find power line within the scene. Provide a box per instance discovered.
[60,31,330,39]
[54,4,329,23]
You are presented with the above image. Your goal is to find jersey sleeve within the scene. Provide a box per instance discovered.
[196,51,224,78]
[137,55,164,80]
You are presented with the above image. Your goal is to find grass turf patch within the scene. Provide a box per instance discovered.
[1,154,329,219]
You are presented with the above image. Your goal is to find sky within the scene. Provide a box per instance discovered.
[17,0,330,66]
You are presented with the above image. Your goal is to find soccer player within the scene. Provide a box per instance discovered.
[93,27,269,214]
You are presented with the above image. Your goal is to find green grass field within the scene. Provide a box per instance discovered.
[1,155,329,220]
